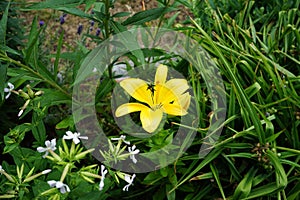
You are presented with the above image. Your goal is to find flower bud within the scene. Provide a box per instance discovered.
[74,148,95,160]
[26,85,35,98]
[34,90,44,96]
[18,90,30,99]
[81,171,102,179]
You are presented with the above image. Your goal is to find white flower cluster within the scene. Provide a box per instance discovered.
[111,135,140,164]
[36,132,137,193]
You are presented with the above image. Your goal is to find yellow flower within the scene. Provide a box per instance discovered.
[115,64,191,133]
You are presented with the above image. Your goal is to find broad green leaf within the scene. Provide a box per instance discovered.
[122,7,173,26]
[246,183,282,199]
[56,115,74,129]
[39,89,71,107]
[112,12,131,18]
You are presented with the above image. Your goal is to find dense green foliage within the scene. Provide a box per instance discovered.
[0,0,299,199]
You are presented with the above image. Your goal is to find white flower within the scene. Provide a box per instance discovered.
[63,131,88,144]
[4,82,14,99]
[47,180,70,194]
[128,145,139,164]
[0,165,4,173]
[37,139,57,158]
[111,135,130,145]
[99,165,108,191]
[123,174,136,191]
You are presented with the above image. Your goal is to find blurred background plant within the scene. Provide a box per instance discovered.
[0,0,299,199]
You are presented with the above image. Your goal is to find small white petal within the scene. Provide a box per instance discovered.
[111,135,130,145]
[73,137,80,144]
[99,178,105,191]
[79,136,88,140]
[123,174,136,191]
[47,180,57,187]
[123,185,129,191]
[5,92,11,99]
[42,169,52,174]
[37,147,47,153]
[45,140,51,147]
[18,110,24,117]
[63,131,74,140]
[7,82,14,89]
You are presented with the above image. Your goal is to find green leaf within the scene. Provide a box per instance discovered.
[31,112,46,144]
[58,7,91,18]
[166,184,176,200]
[173,148,223,192]
[232,167,257,200]
[0,45,20,55]
[122,7,173,26]
[25,0,82,9]
[112,12,131,18]
[245,82,261,99]
[110,20,127,33]
[39,89,71,107]
[287,180,300,200]
[56,115,74,129]
[24,16,40,66]
[143,171,164,185]
[210,163,226,199]
[0,62,8,101]
[3,123,32,153]
[0,1,9,45]
[7,67,43,81]
[267,150,288,189]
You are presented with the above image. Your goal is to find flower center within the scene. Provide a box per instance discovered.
[151,103,162,111]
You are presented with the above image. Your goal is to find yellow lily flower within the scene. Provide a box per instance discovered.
[115,64,191,133]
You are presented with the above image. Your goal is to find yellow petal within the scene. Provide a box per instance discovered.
[154,64,168,85]
[162,103,188,116]
[120,78,153,106]
[179,92,191,110]
[140,108,163,133]
[165,79,189,96]
[156,84,180,106]
[115,103,149,117]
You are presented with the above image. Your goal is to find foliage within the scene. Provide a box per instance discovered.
[0,0,299,199]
